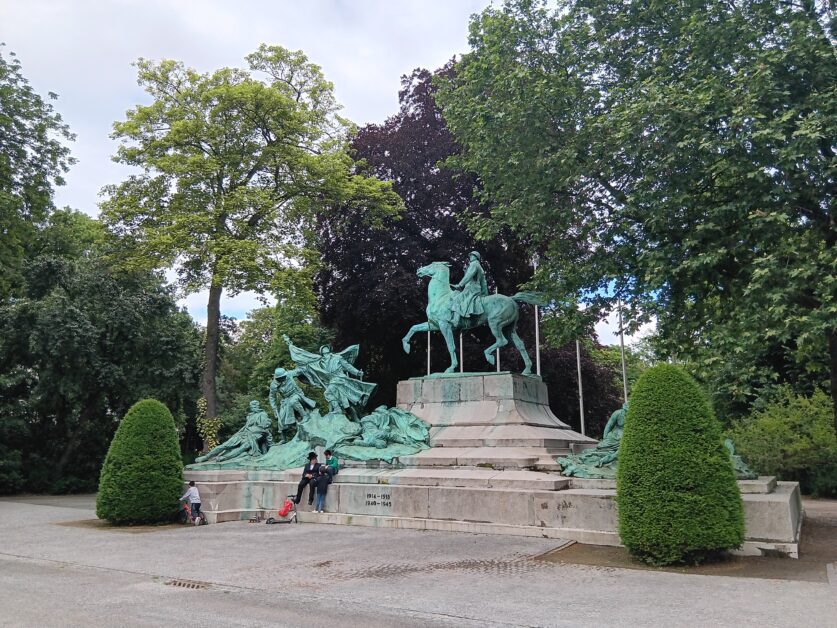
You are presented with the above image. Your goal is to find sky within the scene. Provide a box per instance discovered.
[1,0,651,346]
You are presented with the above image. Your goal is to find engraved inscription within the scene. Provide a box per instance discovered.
[365,490,393,509]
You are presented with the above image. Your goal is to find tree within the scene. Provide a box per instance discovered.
[96,399,184,524]
[0,211,202,493]
[315,67,622,430]
[101,45,401,423]
[436,0,837,426]
[727,386,837,496]
[0,46,74,299]
[617,364,745,565]
[215,261,333,443]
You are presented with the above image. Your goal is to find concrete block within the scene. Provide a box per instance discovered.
[418,378,439,403]
[737,476,777,494]
[483,374,514,399]
[428,487,535,526]
[532,489,618,532]
[489,470,570,491]
[441,378,462,403]
[396,379,422,405]
[742,482,800,543]
[385,468,500,488]
[339,484,429,518]
[512,377,541,404]
[456,447,539,468]
[570,478,617,490]
[458,376,485,402]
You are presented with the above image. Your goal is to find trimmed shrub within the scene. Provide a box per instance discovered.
[617,364,744,565]
[97,399,183,524]
[727,387,837,497]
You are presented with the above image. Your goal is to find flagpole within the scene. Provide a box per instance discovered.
[427,329,431,376]
[618,299,628,402]
[576,339,586,435]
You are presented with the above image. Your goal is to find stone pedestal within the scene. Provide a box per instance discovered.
[184,373,802,558]
[396,372,596,469]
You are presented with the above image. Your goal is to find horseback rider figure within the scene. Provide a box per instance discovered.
[450,251,489,327]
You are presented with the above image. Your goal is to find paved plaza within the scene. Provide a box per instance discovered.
[0,495,835,627]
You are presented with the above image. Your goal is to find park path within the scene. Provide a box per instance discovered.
[0,494,835,627]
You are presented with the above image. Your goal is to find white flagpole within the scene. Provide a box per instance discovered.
[533,257,541,377]
[576,339,586,435]
[618,299,628,402]
[459,332,463,373]
[495,287,500,372]
[426,329,431,376]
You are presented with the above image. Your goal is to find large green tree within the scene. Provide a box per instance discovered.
[0,47,74,299]
[101,45,401,422]
[0,211,202,493]
[315,67,622,432]
[437,0,836,425]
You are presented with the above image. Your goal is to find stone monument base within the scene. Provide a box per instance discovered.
[184,373,802,558]
[183,468,802,558]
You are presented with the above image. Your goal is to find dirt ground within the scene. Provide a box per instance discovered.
[537,497,837,583]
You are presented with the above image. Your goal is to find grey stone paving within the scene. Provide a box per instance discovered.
[0,495,835,627]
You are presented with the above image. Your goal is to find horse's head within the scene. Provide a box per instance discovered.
[416,262,450,277]
[417,261,450,280]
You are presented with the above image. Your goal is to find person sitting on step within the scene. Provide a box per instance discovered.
[323,449,339,482]
[293,452,320,505]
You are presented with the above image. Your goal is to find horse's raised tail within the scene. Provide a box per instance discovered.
[511,291,548,306]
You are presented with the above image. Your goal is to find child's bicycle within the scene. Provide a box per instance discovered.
[179,500,208,526]
[265,495,298,525]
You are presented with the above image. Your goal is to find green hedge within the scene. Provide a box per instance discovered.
[96,399,183,524]
[617,364,744,565]
[728,387,836,497]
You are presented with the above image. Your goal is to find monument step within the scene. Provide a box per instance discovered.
[399,447,548,469]
[428,424,592,449]
[186,471,801,558]
[329,467,570,490]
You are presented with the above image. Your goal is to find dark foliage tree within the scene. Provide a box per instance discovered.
[0,211,202,493]
[315,67,621,432]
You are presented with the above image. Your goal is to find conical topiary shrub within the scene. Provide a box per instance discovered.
[97,399,183,524]
[616,364,744,565]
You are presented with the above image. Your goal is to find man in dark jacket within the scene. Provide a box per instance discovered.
[293,452,320,505]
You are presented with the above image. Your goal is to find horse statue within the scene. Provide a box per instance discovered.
[401,261,543,375]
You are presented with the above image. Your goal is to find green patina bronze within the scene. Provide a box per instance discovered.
[557,403,626,479]
[401,255,544,375]
[187,338,428,471]
[724,438,759,480]
[557,404,760,481]
[195,400,274,463]
[283,335,376,421]
[268,366,316,443]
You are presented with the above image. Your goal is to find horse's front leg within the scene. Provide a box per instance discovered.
[439,322,458,373]
[402,321,431,354]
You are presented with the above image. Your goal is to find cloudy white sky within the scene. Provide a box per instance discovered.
[2,0,649,345]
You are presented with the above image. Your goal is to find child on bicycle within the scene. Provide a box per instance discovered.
[180,480,202,522]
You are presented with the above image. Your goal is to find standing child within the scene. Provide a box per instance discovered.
[314,466,330,513]
[180,480,202,524]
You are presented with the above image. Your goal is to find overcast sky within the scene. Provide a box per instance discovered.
[1,0,650,345]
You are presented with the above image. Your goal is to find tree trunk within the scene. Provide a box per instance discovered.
[202,282,223,424]
[829,329,837,435]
